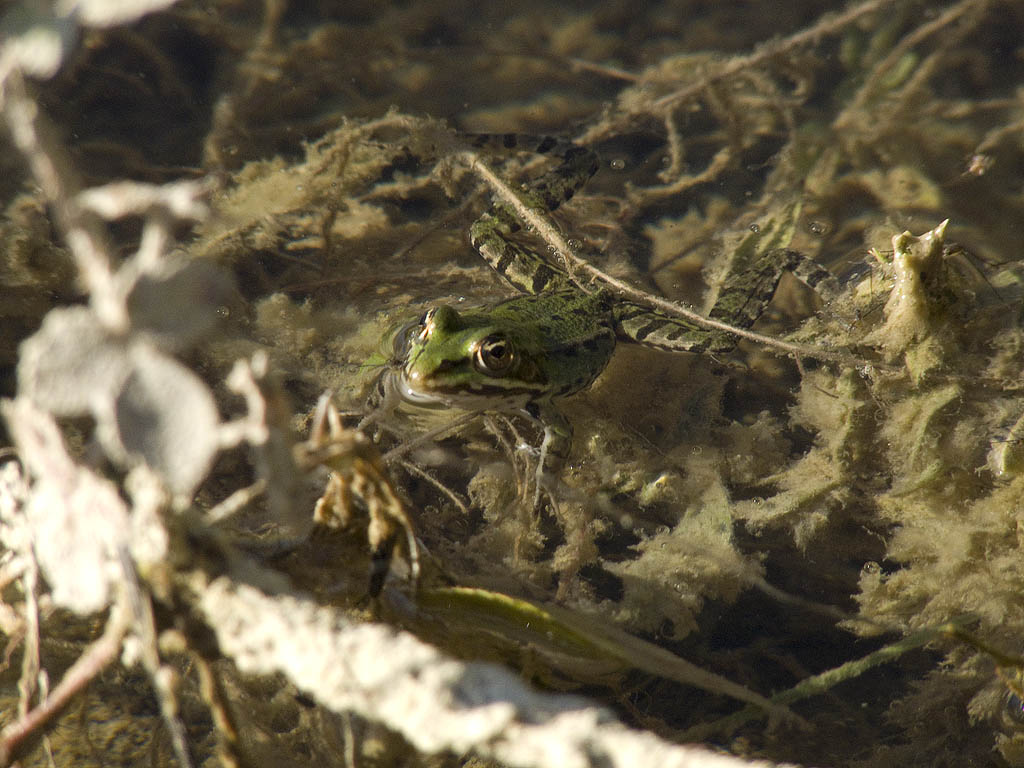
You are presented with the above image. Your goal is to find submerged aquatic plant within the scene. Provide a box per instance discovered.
[2,1,1024,767]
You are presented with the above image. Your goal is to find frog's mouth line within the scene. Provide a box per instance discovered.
[390,369,534,411]
[392,370,448,406]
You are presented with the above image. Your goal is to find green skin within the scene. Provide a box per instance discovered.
[393,289,617,474]
[389,138,833,481]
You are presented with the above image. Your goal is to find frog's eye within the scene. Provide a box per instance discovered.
[474,334,515,376]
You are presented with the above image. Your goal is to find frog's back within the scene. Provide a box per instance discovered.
[488,289,616,398]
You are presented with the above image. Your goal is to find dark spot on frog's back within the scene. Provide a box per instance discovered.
[494,241,517,275]
[662,324,691,341]
[536,136,559,154]
[630,321,659,341]
[531,264,557,294]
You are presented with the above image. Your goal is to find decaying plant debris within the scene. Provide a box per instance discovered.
[2,0,1024,766]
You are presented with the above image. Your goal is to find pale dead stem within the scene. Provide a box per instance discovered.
[0,50,218,768]
[974,114,1024,157]
[203,0,288,170]
[649,0,892,115]
[578,0,892,145]
[206,478,269,524]
[627,144,732,205]
[120,548,196,768]
[683,615,977,742]
[398,459,470,517]
[15,563,39,726]
[834,0,990,132]
[577,0,983,210]
[0,70,126,331]
[376,411,482,463]
[0,596,131,767]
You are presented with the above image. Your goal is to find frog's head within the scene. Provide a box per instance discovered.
[390,304,542,409]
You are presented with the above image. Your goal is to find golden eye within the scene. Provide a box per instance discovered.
[474,334,515,376]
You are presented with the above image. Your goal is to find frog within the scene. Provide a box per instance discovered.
[383,135,835,497]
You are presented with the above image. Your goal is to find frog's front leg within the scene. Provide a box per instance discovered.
[522,400,572,507]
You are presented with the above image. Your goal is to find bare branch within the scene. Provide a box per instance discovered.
[0,596,130,766]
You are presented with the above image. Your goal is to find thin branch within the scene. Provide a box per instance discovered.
[0,597,130,766]
[627,145,732,205]
[0,70,126,331]
[379,411,482,464]
[578,0,891,146]
[460,151,875,370]
[398,459,470,517]
[836,0,987,129]
[682,615,977,741]
[206,479,269,524]
[120,548,195,768]
[15,564,40,720]
[649,0,889,113]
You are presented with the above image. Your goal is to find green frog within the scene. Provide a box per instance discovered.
[385,136,834,490]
